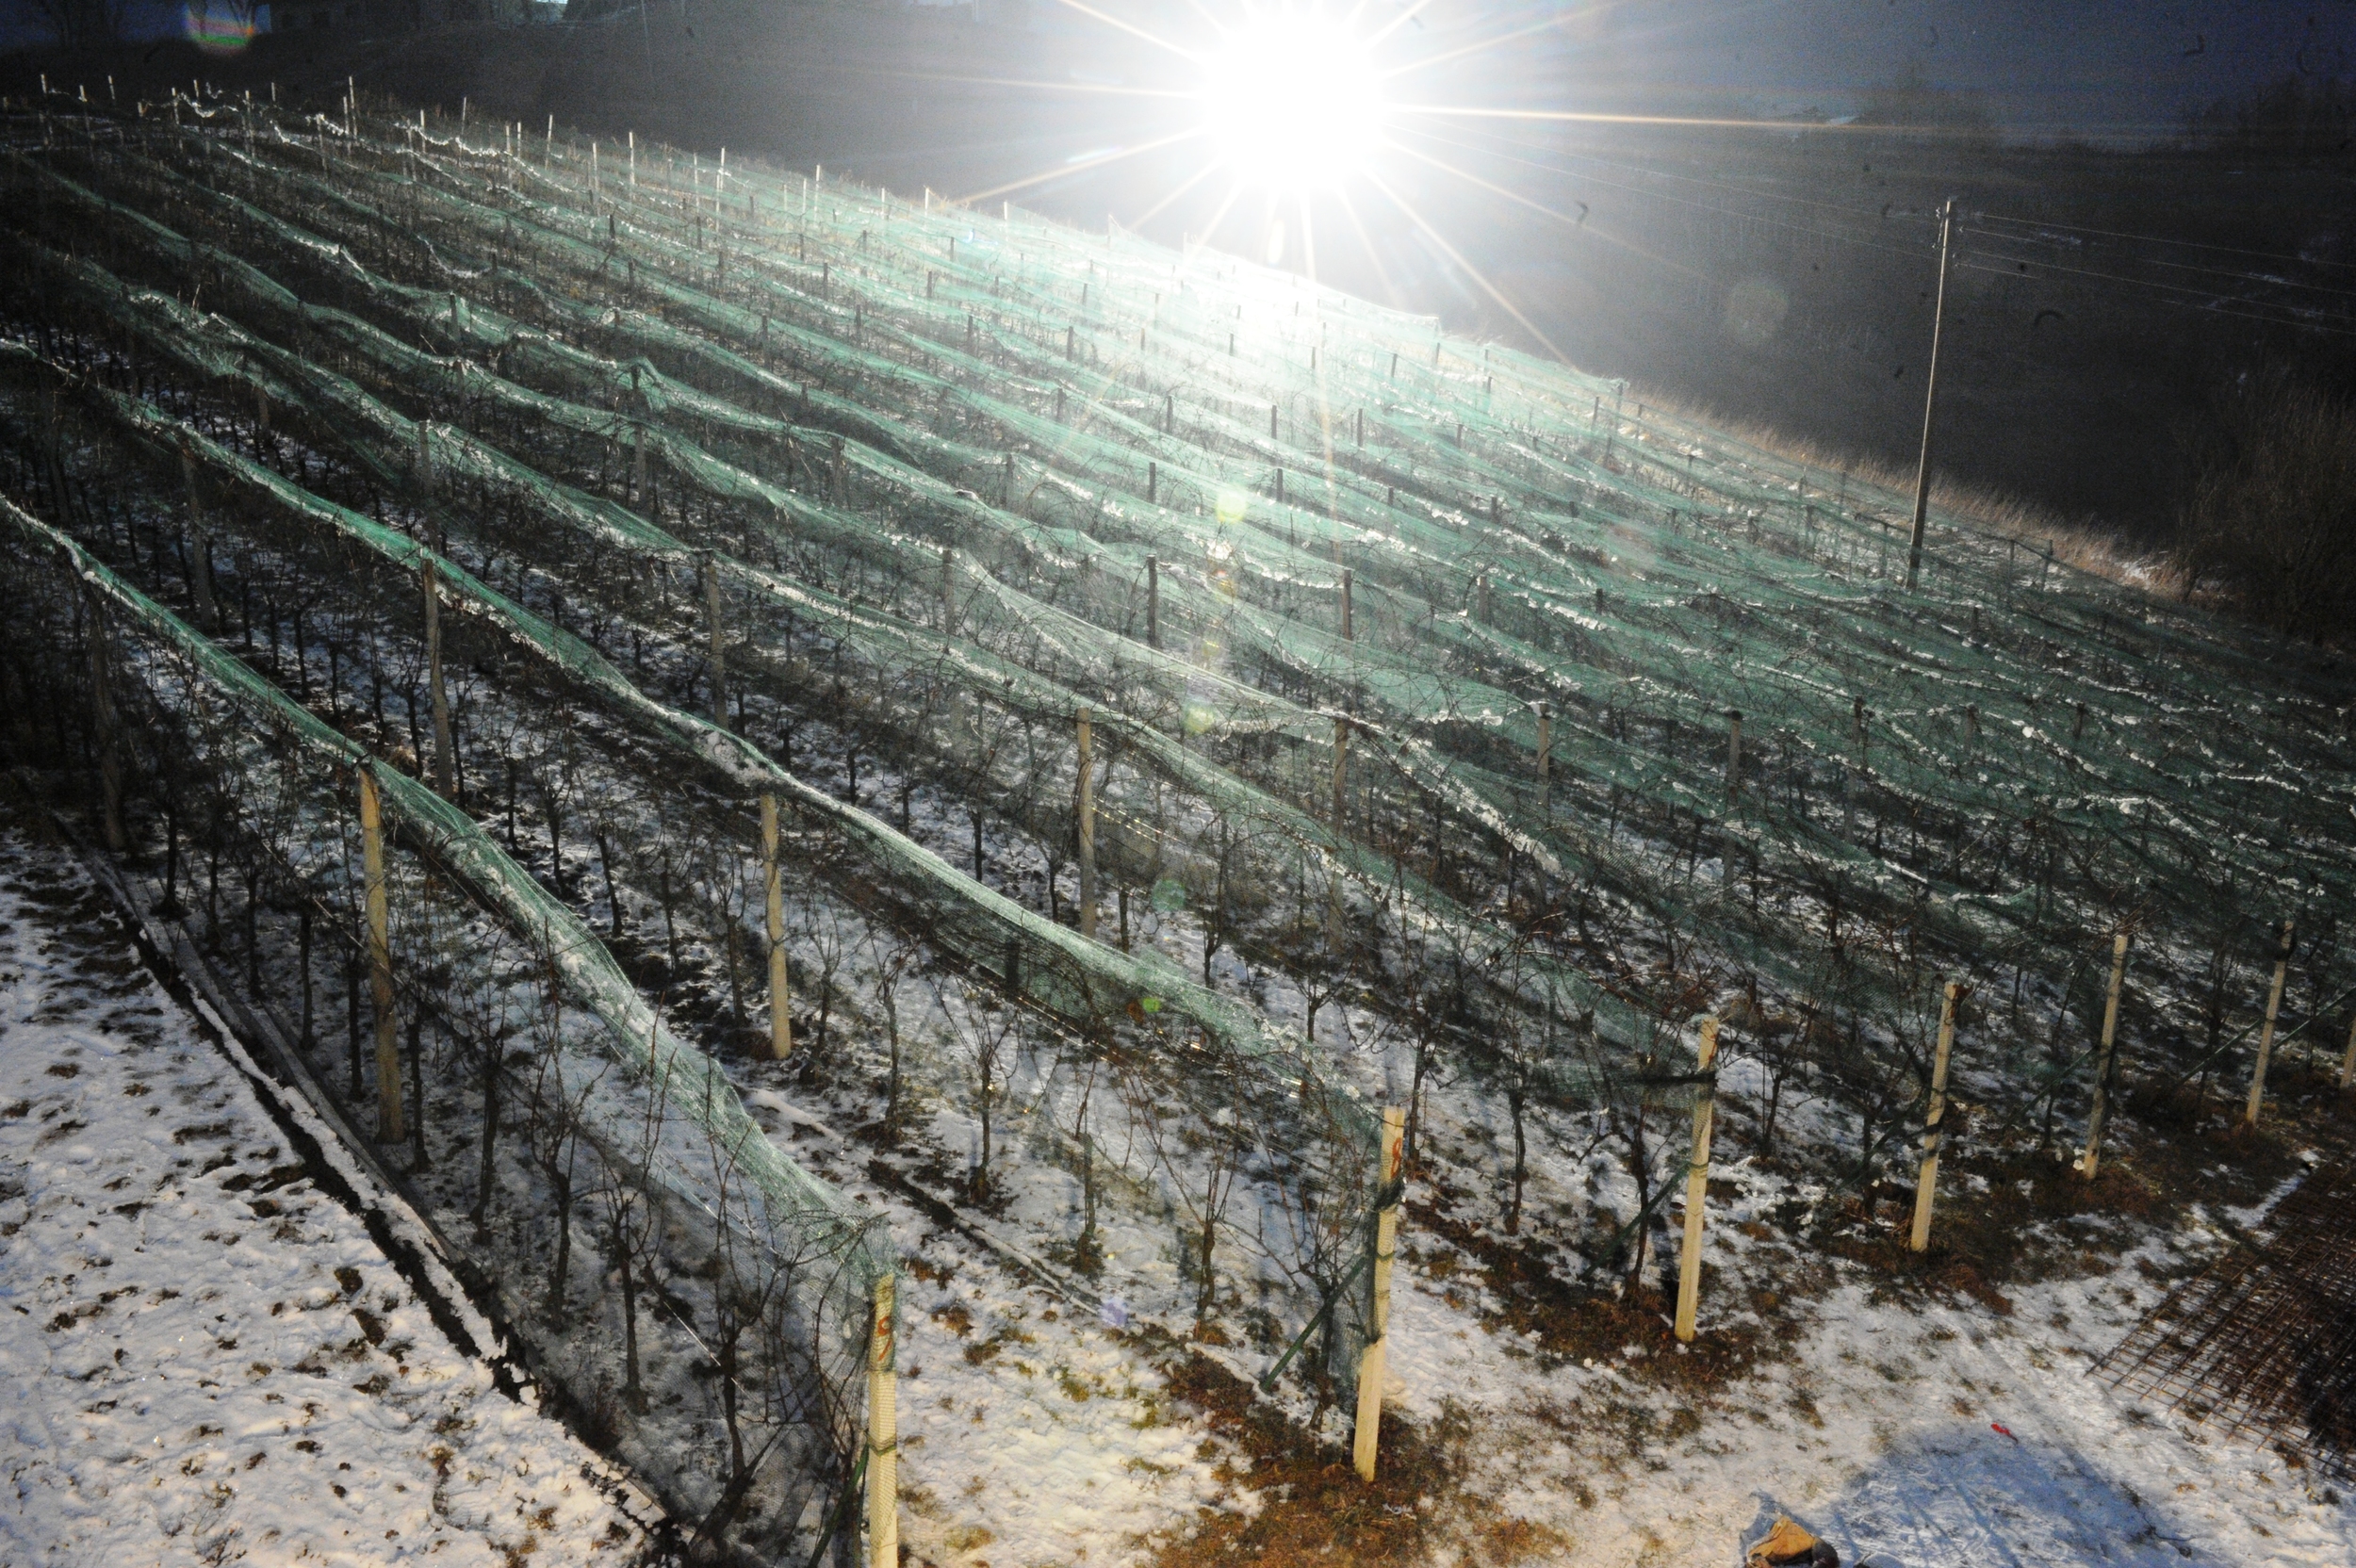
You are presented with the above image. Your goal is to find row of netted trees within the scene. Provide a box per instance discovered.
[5,79,2356,1537]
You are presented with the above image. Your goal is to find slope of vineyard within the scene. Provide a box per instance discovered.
[6,84,2356,1565]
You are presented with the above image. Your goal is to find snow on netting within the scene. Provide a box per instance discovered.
[7,81,2356,1498]
[0,495,896,1556]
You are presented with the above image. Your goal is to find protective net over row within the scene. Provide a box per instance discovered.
[8,85,2356,1427]
[0,487,892,1557]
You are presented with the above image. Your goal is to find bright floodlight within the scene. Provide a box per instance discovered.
[1200,13,1384,191]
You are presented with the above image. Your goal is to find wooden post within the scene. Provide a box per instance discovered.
[1339,568,1353,641]
[1074,707,1096,939]
[1725,709,1743,797]
[867,1271,898,1568]
[84,594,126,853]
[423,559,455,798]
[630,422,646,505]
[939,546,955,638]
[1353,1105,1405,1482]
[1675,1017,1719,1341]
[1906,200,1954,592]
[1909,980,1960,1251]
[1331,717,1349,830]
[702,552,727,728]
[360,768,402,1143]
[1534,700,1551,805]
[1328,717,1350,951]
[2079,932,2130,1178]
[1145,555,1159,648]
[761,793,791,1061]
[181,441,216,630]
[2246,920,2294,1126]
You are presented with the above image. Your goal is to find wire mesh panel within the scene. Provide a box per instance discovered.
[2096,1162,2356,1477]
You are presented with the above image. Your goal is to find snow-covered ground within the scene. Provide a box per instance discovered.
[0,825,653,1565]
[1383,1149,2356,1568]
[6,807,2352,1568]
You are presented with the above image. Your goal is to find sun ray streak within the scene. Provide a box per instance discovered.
[957,129,1206,206]
[1393,104,1900,134]
[1184,180,1247,266]
[1333,187,1405,308]
[862,70,1194,101]
[1384,135,1711,285]
[1365,171,1570,362]
[1041,0,1203,61]
[1131,158,1222,231]
[1363,0,1439,46]
[1377,16,1569,82]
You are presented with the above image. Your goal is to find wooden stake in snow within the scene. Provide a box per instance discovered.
[360,768,402,1143]
[2079,931,2130,1179]
[1725,709,1743,797]
[761,793,791,1062]
[1353,1104,1406,1482]
[86,593,125,852]
[702,552,727,729]
[1339,568,1353,641]
[1675,1016,1719,1342]
[1075,706,1097,940]
[1145,555,1159,648]
[1908,979,1961,1251]
[2339,1010,2356,1094]
[1329,716,1350,952]
[423,559,454,799]
[867,1272,899,1568]
[180,439,215,630]
[2245,920,2295,1126]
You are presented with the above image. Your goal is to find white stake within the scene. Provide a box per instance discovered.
[1353,1106,1405,1482]
[360,768,401,1143]
[423,559,454,798]
[2246,921,2294,1126]
[1675,1017,1719,1341]
[1074,706,1096,939]
[2079,932,2130,1178]
[758,794,792,1061]
[868,1273,898,1568]
[1909,980,1961,1251]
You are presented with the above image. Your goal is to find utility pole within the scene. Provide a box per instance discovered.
[1906,199,1955,592]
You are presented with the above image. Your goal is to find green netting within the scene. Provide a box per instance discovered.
[0,191,1652,1097]
[0,482,892,1547]
[0,222,1399,1409]
[13,89,2356,1361]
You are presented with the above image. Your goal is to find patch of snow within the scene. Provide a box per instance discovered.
[0,828,650,1564]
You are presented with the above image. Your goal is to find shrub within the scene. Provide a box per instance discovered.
[2175,370,2356,640]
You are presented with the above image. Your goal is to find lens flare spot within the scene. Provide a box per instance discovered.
[1216,490,1250,525]
[184,1,254,55]
[1725,278,1791,350]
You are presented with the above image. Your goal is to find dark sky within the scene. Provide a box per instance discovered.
[6,0,2349,140]
[1521,0,2356,139]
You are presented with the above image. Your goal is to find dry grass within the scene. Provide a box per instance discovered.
[1620,384,2184,597]
[1136,1331,1470,1568]
[1823,1090,2332,1304]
